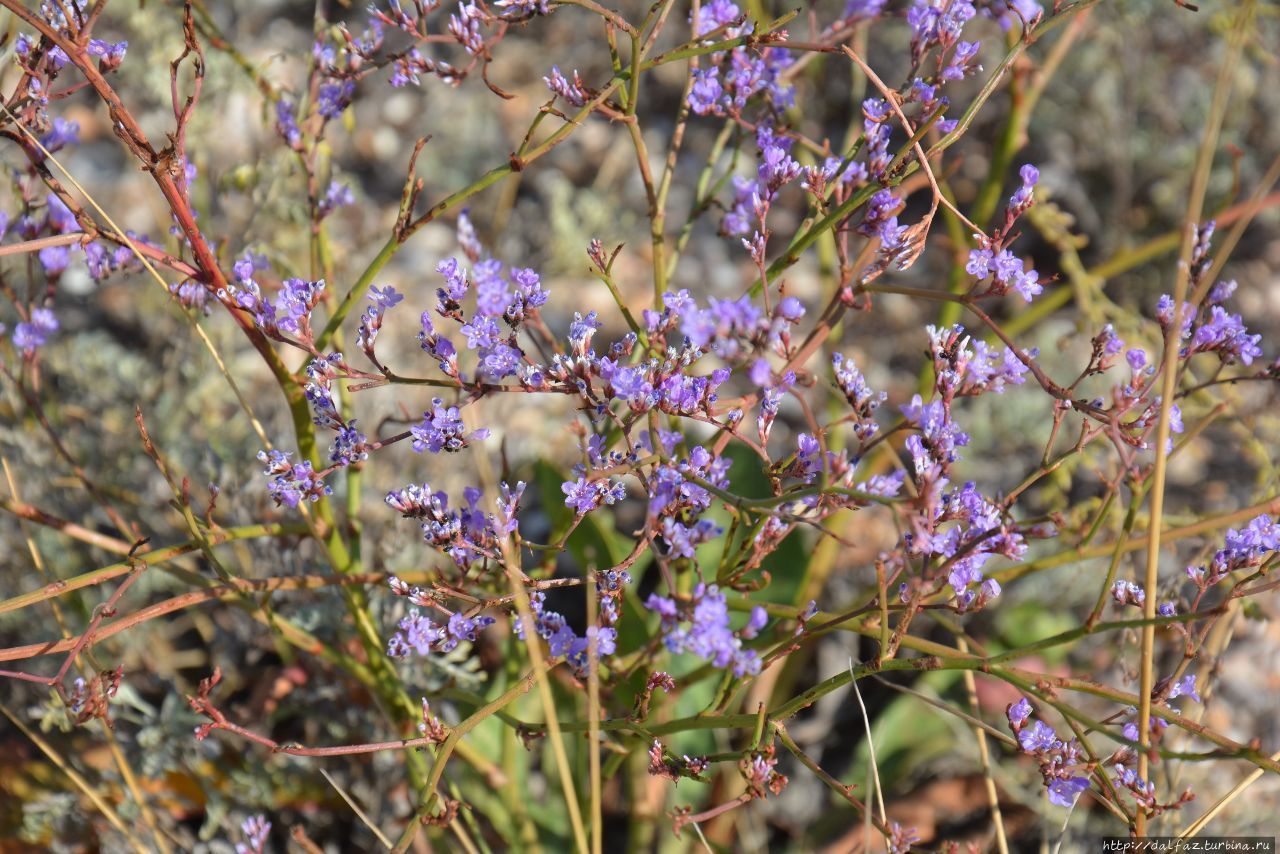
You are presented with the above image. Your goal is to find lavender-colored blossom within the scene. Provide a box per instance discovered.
[1008,697,1033,726]
[234,814,271,854]
[369,285,403,310]
[562,476,626,515]
[1189,305,1263,365]
[688,68,724,114]
[1168,674,1201,703]
[1018,719,1058,752]
[257,450,332,508]
[318,181,355,218]
[544,66,588,106]
[316,80,356,118]
[275,99,302,148]
[646,584,762,676]
[1047,776,1090,808]
[12,307,59,352]
[411,399,489,453]
[41,117,80,153]
[387,610,445,657]
[330,423,369,467]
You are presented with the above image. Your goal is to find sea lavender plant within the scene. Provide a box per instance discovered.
[0,0,1277,851]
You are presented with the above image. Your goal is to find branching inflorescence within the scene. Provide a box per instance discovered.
[1,0,1278,850]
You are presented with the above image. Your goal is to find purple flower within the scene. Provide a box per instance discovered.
[1018,719,1058,752]
[387,610,445,657]
[1168,674,1201,703]
[37,245,70,275]
[235,814,271,854]
[257,450,332,508]
[1007,697,1033,726]
[411,399,489,453]
[12,307,59,352]
[1189,305,1263,365]
[369,285,403,310]
[1047,776,1090,808]
[688,68,724,114]
[329,423,369,467]
[41,117,80,153]
[318,181,355,218]
[317,80,356,118]
[562,476,625,515]
[275,99,302,148]
[544,66,589,106]
[645,584,762,675]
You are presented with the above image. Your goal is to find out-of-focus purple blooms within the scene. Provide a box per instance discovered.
[842,0,888,21]
[857,471,906,498]
[1207,279,1237,306]
[1047,776,1090,808]
[317,80,356,118]
[449,2,487,54]
[984,0,1043,31]
[495,0,552,15]
[692,0,743,37]
[941,39,981,81]
[275,99,302,148]
[661,517,723,559]
[46,194,76,233]
[688,68,724,114]
[368,285,403,310]
[1168,674,1201,703]
[1156,294,1193,339]
[1126,349,1147,372]
[12,307,59,352]
[234,814,271,854]
[37,245,70,275]
[1158,602,1177,617]
[87,38,129,70]
[318,181,355,219]
[41,117,80,153]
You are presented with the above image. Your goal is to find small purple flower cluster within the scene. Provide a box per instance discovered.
[513,573,629,678]
[686,0,793,117]
[386,481,525,568]
[1007,698,1092,808]
[219,252,326,344]
[257,449,333,508]
[411,398,490,454]
[11,307,59,353]
[1157,284,1264,366]
[234,814,271,854]
[1186,514,1278,591]
[386,606,496,658]
[646,584,767,676]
